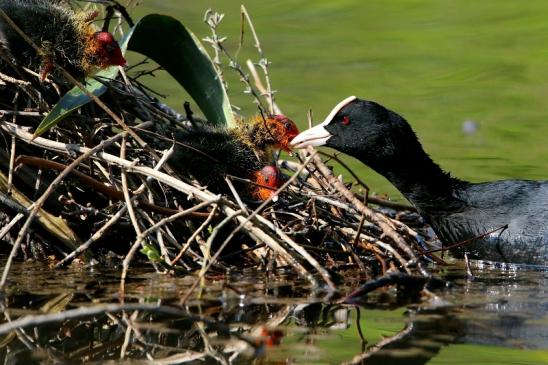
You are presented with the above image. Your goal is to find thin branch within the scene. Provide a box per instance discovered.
[307,146,427,276]
[241,5,276,114]
[180,152,334,304]
[171,205,219,264]
[0,8,175,176]
[0,129,128,291]
[339,323,414,365]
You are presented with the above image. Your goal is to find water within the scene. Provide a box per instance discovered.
[1,259,547,364]
[134,0,548,199]
[4,1,548,363]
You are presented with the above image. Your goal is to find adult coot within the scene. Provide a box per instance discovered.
[291,96,548,265]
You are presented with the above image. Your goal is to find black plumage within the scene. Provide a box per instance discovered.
[291,96,548,265]
[0,0,125,79]
[166,125,263,195]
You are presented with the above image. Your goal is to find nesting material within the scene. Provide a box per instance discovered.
[0,1,439,297]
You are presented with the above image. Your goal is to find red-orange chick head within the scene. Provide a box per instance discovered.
[258,327,284,347]
[89,31,126,68]
[250,165,285,201]
[267,115,300,152]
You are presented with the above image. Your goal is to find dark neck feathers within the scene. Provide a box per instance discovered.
[359,128,468,215]
[383,152,465,211]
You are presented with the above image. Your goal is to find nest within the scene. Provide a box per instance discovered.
[0,2,444,301]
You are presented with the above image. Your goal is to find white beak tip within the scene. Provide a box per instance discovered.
[290,124,332,149]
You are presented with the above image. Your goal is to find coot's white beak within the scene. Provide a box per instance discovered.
[290,123,331,148]
[290,95,357,149]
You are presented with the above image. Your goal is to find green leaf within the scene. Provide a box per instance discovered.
[127,14,235,127]
[140,244,162,262]
[33,29,135,138]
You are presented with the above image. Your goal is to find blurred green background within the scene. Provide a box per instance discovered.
[129,0,548,200]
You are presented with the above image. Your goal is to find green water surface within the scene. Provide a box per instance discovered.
[133,0,548,200]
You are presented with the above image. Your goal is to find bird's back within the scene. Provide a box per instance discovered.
[164,126,263,194]
[430,180,548,264]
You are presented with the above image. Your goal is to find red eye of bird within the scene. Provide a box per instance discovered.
[342,116,350,125]
[284,122,292,130]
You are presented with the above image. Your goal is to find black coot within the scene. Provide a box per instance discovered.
[291,96,548,265]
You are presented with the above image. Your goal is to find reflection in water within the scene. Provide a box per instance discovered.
[364,262,548,365]
[1,259,547,364]
[454,262,548,349]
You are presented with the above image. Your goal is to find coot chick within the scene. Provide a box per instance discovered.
[233,114,300,162]
[250,165,285,201]
[0,0,126,79]
[291,96,548,265]
[165,115,297,201]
